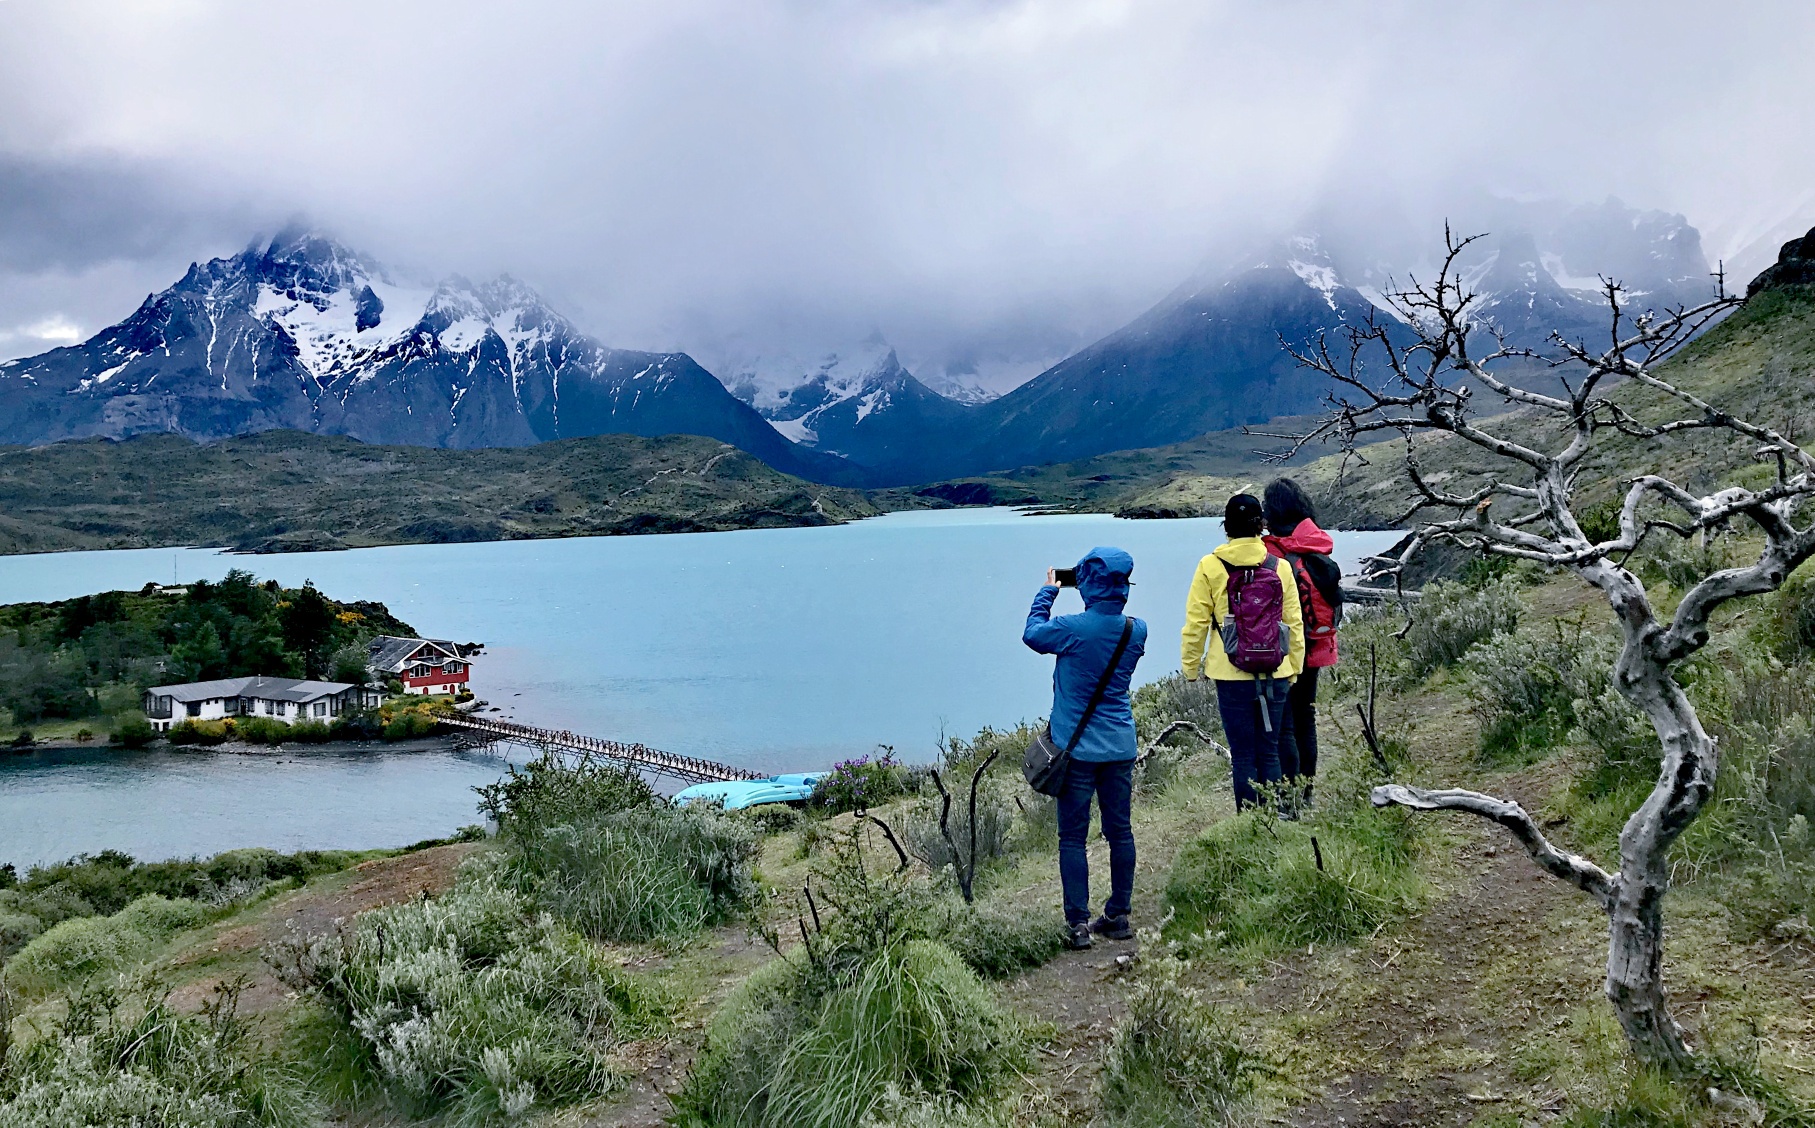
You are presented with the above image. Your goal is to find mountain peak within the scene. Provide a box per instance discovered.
[1746,225,1815,297]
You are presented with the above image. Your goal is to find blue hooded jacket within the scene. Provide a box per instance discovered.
[1023,546,1148,762]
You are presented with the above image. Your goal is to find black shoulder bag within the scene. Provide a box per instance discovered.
[1022,617,1135,796]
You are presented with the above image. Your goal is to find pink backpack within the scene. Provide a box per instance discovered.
[1218,555,1291,675]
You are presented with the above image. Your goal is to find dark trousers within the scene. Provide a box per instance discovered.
[1277,666,1321,788]
[1216,678,1288,810]
[1057,758,1135,926]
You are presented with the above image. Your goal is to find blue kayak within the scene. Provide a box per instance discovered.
[672,773,824,810]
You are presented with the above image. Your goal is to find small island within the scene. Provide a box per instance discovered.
[0,570,472,750]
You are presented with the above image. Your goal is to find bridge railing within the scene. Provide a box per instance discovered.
[443,715,768,785]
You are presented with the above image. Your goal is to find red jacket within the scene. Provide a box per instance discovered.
[1264,519,1341,668]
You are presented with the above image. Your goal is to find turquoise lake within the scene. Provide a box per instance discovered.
[0,509,1400,866]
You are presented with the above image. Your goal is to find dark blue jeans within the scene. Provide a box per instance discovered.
[1216,678,1288,810]
[1277,666,1321,788]
[1057,758,1136,927]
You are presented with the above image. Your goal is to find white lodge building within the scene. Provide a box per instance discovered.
[142,676,379,732]
[366,636,475,696]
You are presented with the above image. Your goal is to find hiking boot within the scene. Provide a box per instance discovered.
[1089,914,1134,941]
[1067,923,1094,950]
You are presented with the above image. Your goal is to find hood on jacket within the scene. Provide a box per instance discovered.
[1264,518,1334,556]
[1075,546,1134,611]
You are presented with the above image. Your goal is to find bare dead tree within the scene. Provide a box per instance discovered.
[1274,226,1791,1071]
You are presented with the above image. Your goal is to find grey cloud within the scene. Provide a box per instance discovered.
[0,0,1812,372]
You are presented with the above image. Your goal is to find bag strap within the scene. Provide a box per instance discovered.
[1066,617,1135,752]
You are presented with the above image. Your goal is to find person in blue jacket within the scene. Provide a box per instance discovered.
[1024,546,1148,949]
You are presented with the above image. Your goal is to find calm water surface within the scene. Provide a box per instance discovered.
[0,509,1399,865]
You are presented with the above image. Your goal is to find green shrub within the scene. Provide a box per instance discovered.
[899,779,1016,883]
[479,753,754,942]
[5,895,210,997]
[809,749,909,814]
[936,723,1040,784]
[105,715,154,748]
[476,753,656,836]
[380,711,438,740]
[0,980,315,1128]
[1773,572,1815,663]
[1634,530,1739,591]
[740,804,803,836]
[166,720,229,747]
[1462,618,1616,763]
[1133,673,1223,745]
[1403,577,1522,677]
[272,862,655,1124]
[933,900,1069,979]
[0,847,361,960]
[1096,960,1268,1128]
[501,805,757,942]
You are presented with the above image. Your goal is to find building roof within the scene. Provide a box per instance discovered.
[144,676,356,704]
[367,635,464,673]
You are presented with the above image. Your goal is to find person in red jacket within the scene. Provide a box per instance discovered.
[1262,478,1343,808]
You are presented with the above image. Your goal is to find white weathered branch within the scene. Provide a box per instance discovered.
[1372,784,1617,908]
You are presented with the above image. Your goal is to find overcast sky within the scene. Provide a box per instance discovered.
[2,1,1813,380]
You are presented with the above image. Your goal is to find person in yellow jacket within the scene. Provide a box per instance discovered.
[1181,494,1305,811]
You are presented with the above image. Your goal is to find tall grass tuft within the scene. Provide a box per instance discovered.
[675,940,1021,1128]
[1096,959,1268,1128]
[1164,752,1426,951]
[271,860,657,1125]
[0,979,315,1128]
[673,826,1024,1128]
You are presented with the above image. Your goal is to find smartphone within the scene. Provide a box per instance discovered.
[1053,568,1077,587]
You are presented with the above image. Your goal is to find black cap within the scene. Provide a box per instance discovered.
[1224,493,1264,538]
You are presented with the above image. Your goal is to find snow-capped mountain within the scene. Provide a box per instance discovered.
[714,334,993,441]
[834,201,1721,485]
[0,229,861,483]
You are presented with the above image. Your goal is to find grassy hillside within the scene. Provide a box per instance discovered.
[0,430,881,555]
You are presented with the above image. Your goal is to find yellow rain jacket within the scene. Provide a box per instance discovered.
[1181,537,1305,682]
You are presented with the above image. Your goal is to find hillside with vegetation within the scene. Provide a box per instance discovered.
[0,430,881,556]
[8,555,1815,1124]
[0,570,415,743]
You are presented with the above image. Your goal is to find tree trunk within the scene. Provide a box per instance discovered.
[1596,562,1716,1071]
[1606,876,1694,1070]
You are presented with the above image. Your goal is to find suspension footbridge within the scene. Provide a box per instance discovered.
[442,714,766,785]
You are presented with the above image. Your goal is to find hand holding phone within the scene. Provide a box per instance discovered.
[1053,568,1077,588]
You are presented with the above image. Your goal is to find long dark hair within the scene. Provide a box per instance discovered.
[1263,477,1315,534]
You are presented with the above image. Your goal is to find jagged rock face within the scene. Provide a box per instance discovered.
[0,230,856,482]
[1748,225,1815,296]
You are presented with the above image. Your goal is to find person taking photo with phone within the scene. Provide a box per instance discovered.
[1023,547,1148,950]
[1180,494,1305,812]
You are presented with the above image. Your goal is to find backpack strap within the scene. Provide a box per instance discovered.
[1065,617,1134,752]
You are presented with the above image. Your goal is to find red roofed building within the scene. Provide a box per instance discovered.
[367,635,476,696]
